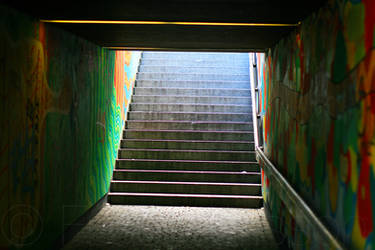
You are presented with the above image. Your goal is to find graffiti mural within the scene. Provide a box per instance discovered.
[0,5,140,249]
[258,0,375,249]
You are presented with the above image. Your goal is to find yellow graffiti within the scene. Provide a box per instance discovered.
[339,153,349,183]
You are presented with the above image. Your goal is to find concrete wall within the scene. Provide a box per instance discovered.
[257,0,375,249]
[0,5,140,249]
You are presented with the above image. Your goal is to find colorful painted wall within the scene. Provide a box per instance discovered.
[257,0,375,249]
[0,5,141,249]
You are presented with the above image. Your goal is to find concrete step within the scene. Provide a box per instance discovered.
[133,87,251,97]
[142,51,248,55]
[132,95,252,105]
[125,120,252,131]
[135,80,250,89]
[108,192,262,208]
[140,59,249,67]
[110,180,261,195]
[138,65,250,74]
[121,139,254,151]
[118,148,256,161]
[123,129,254,141]
[112,169,260,183]
[109,51,260,209]
[137,72,249,81]
[141,52,249,60]
[128,111,252,122]
[129,103,251,113]
[116,159,260,172]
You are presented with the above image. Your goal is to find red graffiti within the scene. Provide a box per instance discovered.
[363,0,375,52]
[357,90,374,237]
[357,145,373,237]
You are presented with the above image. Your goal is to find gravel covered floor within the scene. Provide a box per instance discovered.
[63,204,280,250]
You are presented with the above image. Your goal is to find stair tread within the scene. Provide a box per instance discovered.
[116,158,257,164]
[139,66,250,69]
[137,72,249,76]
[124,129,253,133]
[111,180,261,186]
[129,111,250,114]
[134,87,250,90]
[141,61,248,63]
[133,95,250,98]
[127,120,251,124]
[119,148,253,153]
[113,169,259,175]
[122,139,252,143]
[125,121,253,130]
[131,103,251,107]
[108,192,262,199]
[136,79,250,83]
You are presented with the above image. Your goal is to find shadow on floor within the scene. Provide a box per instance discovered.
[62,204,282,250]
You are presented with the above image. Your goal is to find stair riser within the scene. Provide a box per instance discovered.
[128,112,252,122]
[130,104,251,113]
[119,150,256,161]
[121,140,254,151]
[126,121,252,131]
[141,52,249,60]
[137,73,249,81]
[108,195,262,208]
[113,171,260,183]
[123,130,254,141]
[135,80,250,89]
[132,96,251,105]
[116,160,260,172]
[110,182,261,195]
[139,66,250,74]
[140,59,250,67]
[133,87,251,97]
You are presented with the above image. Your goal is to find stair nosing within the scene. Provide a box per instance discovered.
[137,72,250,77]
[138,66,250,69]
[134,87,250,91]
[128,111,251,115]
[111,180,261,186]
[116,159,258,164]
[113,169,260,175]
[133,95,251,99]
[127,120,252,124]
[122,139,253,144]
[136,79,250,83]
[124,129,253,133]
[119,148,254,153]
[108,192,262,199]
[130,103,251,107]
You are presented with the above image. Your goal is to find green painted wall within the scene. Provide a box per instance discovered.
[257,0,375,249]
[0,6,140,249]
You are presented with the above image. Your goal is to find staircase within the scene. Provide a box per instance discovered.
[108,52,262,208]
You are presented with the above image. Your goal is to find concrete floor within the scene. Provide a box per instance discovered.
[63,204,281,250]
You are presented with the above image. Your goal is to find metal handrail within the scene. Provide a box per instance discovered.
[256,147,345,249]
[249,52,345,250]
[249,53,260,149]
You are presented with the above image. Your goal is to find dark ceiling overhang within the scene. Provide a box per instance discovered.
[3,0,326,51]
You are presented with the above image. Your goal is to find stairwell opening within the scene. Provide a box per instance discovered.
[109,51,263,208]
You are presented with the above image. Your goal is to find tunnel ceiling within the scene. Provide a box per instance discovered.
[4,0,327,51]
